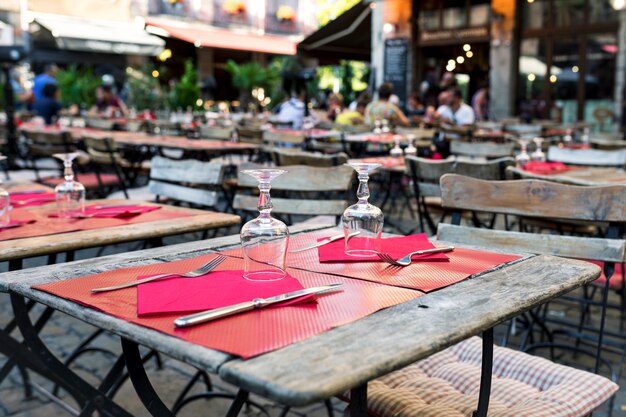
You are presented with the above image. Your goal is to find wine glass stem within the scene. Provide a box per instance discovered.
[64,160,73,182]
[356,173,370,204]
[258,181,273,218]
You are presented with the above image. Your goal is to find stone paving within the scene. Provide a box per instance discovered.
[0,168,625,416]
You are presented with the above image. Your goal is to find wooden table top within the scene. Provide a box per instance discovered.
[1,225,600,407]
[508,166,626,186]
[19,125,260,153]
[0,199,240,261]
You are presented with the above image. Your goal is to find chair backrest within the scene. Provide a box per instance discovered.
[547,146,626,167]
[82,134,122,165]
[504,123,542,138]
[271,148,349,167]
[395,127,437,140]
[405,155,514,197]
[237,126,264,144]
[23,129,74,157]
[438,174,626,262]
[233,163,354,221]
[263,130,306,146]
[450,141,516,159]
[199,125,233,140]
[84,117,116,130]
[148,156,225,207]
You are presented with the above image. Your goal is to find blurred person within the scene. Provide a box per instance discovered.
[336,100,367,125]
[325,92,343,122]
[10,70,32,111]
[406,91,427,125]
[435,88,475,126]
[32,64,59,102]
[89,85,129,118]
[349,90,371,111]
[275,89,306,129]
[364,83,409,126]
[33,83,62,125]
[471,82,490,121]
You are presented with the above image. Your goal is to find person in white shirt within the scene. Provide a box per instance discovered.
[276,91,305,129]
[436,87,475,126]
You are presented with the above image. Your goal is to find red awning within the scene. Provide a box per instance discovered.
[145,18,299,55]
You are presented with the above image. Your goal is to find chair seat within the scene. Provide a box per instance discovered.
[367,337,617,417]
[41,173,121,188]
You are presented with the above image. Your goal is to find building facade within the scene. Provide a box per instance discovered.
[373,0,625,130]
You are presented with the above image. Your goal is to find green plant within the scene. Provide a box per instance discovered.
[126,65,167,111]
[225,60,280,110]
[56,65,101,109]
[169,59,200,110]
[314,0,360,27]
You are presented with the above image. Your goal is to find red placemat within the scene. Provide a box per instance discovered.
[522,161,571,175]
[137,269,308,316]
[33,255,423,358]
[9,192,56,208]
[0,205,193,241]
[222,230,522,292]
[317,233,449,263]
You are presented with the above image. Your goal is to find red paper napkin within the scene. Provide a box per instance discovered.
[10,192,56,207]
[0,219,36,230]
[136,269,308,316]
[49,204,161,219]
[522,161,570,175]
[317,233,449,263]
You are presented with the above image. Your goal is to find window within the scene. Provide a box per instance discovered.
[521,0,548,30]
[469,4,490,27]
[585,34,617,130]
[553,0,585,27]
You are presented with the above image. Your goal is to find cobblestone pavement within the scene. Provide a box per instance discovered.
[0,169,625,416]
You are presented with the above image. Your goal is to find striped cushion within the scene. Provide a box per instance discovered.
[367,337,618,417]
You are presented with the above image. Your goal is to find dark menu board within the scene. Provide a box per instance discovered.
[383,38,409,109]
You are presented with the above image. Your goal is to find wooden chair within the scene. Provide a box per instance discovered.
[270,148,348,167]
[233,164,354,225]
[262,130,306,147]
[503,123,542,139]
[82,134,133,198]
[450,141,515,159]
[22,129,76,180]
[236,126,264,144]
[547,146,626,167]
[405,156,514,233]
[199,125,233,140]
[84,117,116,130]
[148,156,226,211]
[360,175,623,417]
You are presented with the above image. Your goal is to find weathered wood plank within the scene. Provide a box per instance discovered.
[450,141,515,158]
[218,255,600,406]
[437,223,626,263]
[237,164,354,192]
[199,125,233,140]
[263,131,306,145]
[440,174,626,222]
[148,181,219,207]
[149,156,224,184]
[548,146,626,167]
[233,194,347,216]
[271,148,348,167]
[506,166,626,186]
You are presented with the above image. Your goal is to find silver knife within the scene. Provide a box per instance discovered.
[288,232,359,253]
[173,283,343,328]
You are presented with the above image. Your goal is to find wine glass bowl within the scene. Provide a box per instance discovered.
[515,139,531,167]
[530,137,546,162]
[53,152,86,218]
[240,169,289,281]
[342,163,384,257]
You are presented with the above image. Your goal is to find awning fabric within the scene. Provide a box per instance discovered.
[145,17,300,56]
[32,13,165,56]
[298,1,371,63]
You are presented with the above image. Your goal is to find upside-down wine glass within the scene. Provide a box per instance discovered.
[404,134,417,156]
[53,153,85,218]
[530,137,546,162]
[515,139,531,167]
[342,163,384,257]
[240,169,289,281]
[389,136,403,158]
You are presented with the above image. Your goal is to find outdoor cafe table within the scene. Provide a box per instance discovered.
[0,224,600,417]
[0,199,240,268]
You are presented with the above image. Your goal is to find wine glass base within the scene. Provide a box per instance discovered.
[243,270,286,282]
[345,249,379,258]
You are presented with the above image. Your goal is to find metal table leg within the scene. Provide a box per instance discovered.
[350,383,368,417]
[473,328,494,417]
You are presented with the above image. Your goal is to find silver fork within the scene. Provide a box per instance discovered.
[377,246,454,267]
[91,255,226,293]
